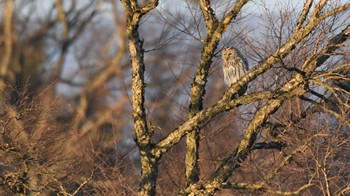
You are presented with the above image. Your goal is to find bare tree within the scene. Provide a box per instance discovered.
[120,0,350,195]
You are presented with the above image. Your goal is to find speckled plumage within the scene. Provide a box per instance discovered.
[222,47,249,95]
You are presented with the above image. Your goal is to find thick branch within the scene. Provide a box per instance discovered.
[154,91,273,157]
[120,1,159,195]
[222,0,250,27]
[121,0,159,146]
[295,0,313,30]
[140,0,159,14]
[186,0,249,187]
[199,0,218,32]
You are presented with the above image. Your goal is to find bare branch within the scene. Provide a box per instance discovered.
[120,0,159,195]
[300,95,350,128]
[302,24,350,74]
[318,3,350,21]
[222,0,249,27]
[295,0,313,30]
[222,182,313,195]
[252,141,286,150]
[186,0,250,187]
[154,91,273,157]
[140,0,159,15]
[199,0,217,31]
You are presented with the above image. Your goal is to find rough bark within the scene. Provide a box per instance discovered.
[120,0,159,195]
[185,0,249,187]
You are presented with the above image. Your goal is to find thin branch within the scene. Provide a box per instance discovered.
[302,24,350,74]
[300,95,350,128]
[252,141,287,151]
[318,3,350,21]
[222,182,313,195]
[310,79,349,109]
[72,169,95,195]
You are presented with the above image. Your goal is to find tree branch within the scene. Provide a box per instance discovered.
[185,0,250,187]
[199,0,218,32]
[120,1,159,195]
[295,0,313,30]
[154,91,273,157]
[252,141,286,151]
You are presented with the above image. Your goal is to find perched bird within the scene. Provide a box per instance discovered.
[222,47,249,96]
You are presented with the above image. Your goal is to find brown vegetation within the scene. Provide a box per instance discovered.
[0,0,349,195]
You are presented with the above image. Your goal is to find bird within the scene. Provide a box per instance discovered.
[222,47,249,96]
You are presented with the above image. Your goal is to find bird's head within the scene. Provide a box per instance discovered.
[222,47,239,61]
